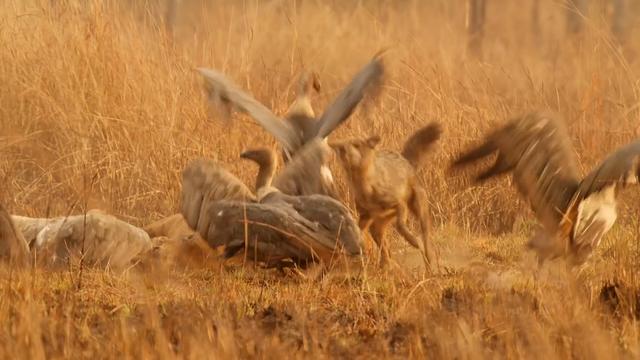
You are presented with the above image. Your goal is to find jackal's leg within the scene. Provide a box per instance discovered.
[409,186,433,266]
[357,210,374,255]
[394,203,421,249]
[358,212,373,233]
[370,214,394,268]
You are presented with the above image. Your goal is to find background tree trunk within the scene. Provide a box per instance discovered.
[566,0,589,35]
[611,0,628,45]
[466,0,487,59]
[165,0,180,41]
[531,0,541,42]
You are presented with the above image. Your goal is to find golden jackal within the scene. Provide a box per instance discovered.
[330,123,441,267]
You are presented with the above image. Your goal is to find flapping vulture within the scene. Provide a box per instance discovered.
[196,53,385,197]
[451,111,640,266]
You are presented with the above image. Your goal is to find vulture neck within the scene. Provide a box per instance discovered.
[255,159,276,193]
[255,152,281,202]
[242,149,280,201]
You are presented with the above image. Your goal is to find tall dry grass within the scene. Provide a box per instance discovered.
[0,0,639,358]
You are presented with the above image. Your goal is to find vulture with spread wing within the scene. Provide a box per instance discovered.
[196,53,385,197]
[451,111,640,266]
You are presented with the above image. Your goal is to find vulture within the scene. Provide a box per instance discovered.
[180,139,362,268]
[451,111,640,266]
[6,209,151,270]
[180,157,256,234]
[195,52,385,197]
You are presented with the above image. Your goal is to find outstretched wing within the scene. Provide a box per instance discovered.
[314,54,385,139]
[452,111,581,234]
[576,140,640,197]
[562,140,640,263]
[181,159,256,234]
[196,68,301,154]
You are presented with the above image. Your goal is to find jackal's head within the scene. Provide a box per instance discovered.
[329,135,380,172]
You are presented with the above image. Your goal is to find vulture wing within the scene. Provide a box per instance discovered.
[561,140,640,264]
[11,215,53,247]
[273,138,338,198]
[452,111,581,235]
[314,54,385,140]
[181,158,255,236]
[196,68,301,155]
[32,210,151,270]
[576,140,640,197]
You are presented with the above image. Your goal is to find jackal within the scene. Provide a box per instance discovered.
[330,123,441,267]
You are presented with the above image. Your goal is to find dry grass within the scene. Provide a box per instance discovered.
[1,0,640,358]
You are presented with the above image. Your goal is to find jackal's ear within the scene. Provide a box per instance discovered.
[366,135,381,148]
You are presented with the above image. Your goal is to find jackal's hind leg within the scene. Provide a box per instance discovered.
[394,203,421,249]
[357,211,375,255]
[409,186,434,267]
[371,214,394,268]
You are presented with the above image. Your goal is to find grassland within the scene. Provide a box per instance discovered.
[1,0,640,358]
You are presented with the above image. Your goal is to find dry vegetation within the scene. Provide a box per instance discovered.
[1,0,640,358]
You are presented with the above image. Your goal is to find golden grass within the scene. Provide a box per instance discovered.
[1,0,640,358]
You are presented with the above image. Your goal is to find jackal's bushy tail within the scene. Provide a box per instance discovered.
[401,122,442,168]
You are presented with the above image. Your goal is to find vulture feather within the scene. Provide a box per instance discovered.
[196,54,384,197]
[452,111,640,266]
